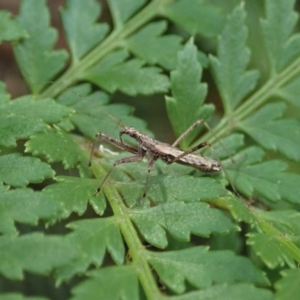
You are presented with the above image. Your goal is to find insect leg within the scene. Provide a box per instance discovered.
[89,132,145,194]
[172,119,233,164]
[96,152,145,194]
[89,132,139,167]
[141,156,157,202]
[172,119,205,147]
[168,141,209,164]
[172,122,240,197]
[99,133,139,154]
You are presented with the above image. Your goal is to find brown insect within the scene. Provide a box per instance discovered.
[90,120,221,199]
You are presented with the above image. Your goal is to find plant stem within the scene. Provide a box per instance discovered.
[199,56,300,147]
[40,0,174,99]
[107,190,161,299]
[91,163,162,300]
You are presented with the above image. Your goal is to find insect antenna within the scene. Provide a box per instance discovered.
[103,111,125,129]
[200,123,249,204]
[88,133,101,167]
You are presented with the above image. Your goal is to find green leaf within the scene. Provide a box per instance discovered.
[129,202,236,248]
[60,0,109,63]
[276,172,300,204]
[0,10,27,43]
[107,0,146,27]
[13,0,68,94]
[147,247,268,294]
[0,188,61,235]
[56,218,125,282]
[2,1,300,298]
[258,210,300,239]
[56,83,150,139]
[0,233,78,280]
[117,173,228,209]
[146,175,228,203]
[127,21,182,70]
[261,0,300,72]
[172,283,273,300]
[247,233,295,269]
[0,96,72,124]
[209,133,245,160]
[275,269,300,300]
[0,294,48,300]
[209,3,259,113]
[42,176,104,219]
[240,102,300,161]
[25,127,86,169]
[163,0,224,37]
[166,39,212,147]
[0,86,68,136]
[0,114,47,147]
[71,266,138,300]
[214,195,257,226]
[252,209,300,264]
[84,51,169,95]
[0,153,54,188]
[224,146,300,204]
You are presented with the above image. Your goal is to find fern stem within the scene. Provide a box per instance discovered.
[199,56,300,147]
[234,57,300,122]
[91,163,162,299]
[104,187,161,299]
[39,0,174,99]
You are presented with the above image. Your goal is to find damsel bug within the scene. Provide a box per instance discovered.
[90,120,221,200]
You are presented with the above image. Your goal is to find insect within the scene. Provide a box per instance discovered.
[90,120,221,200]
